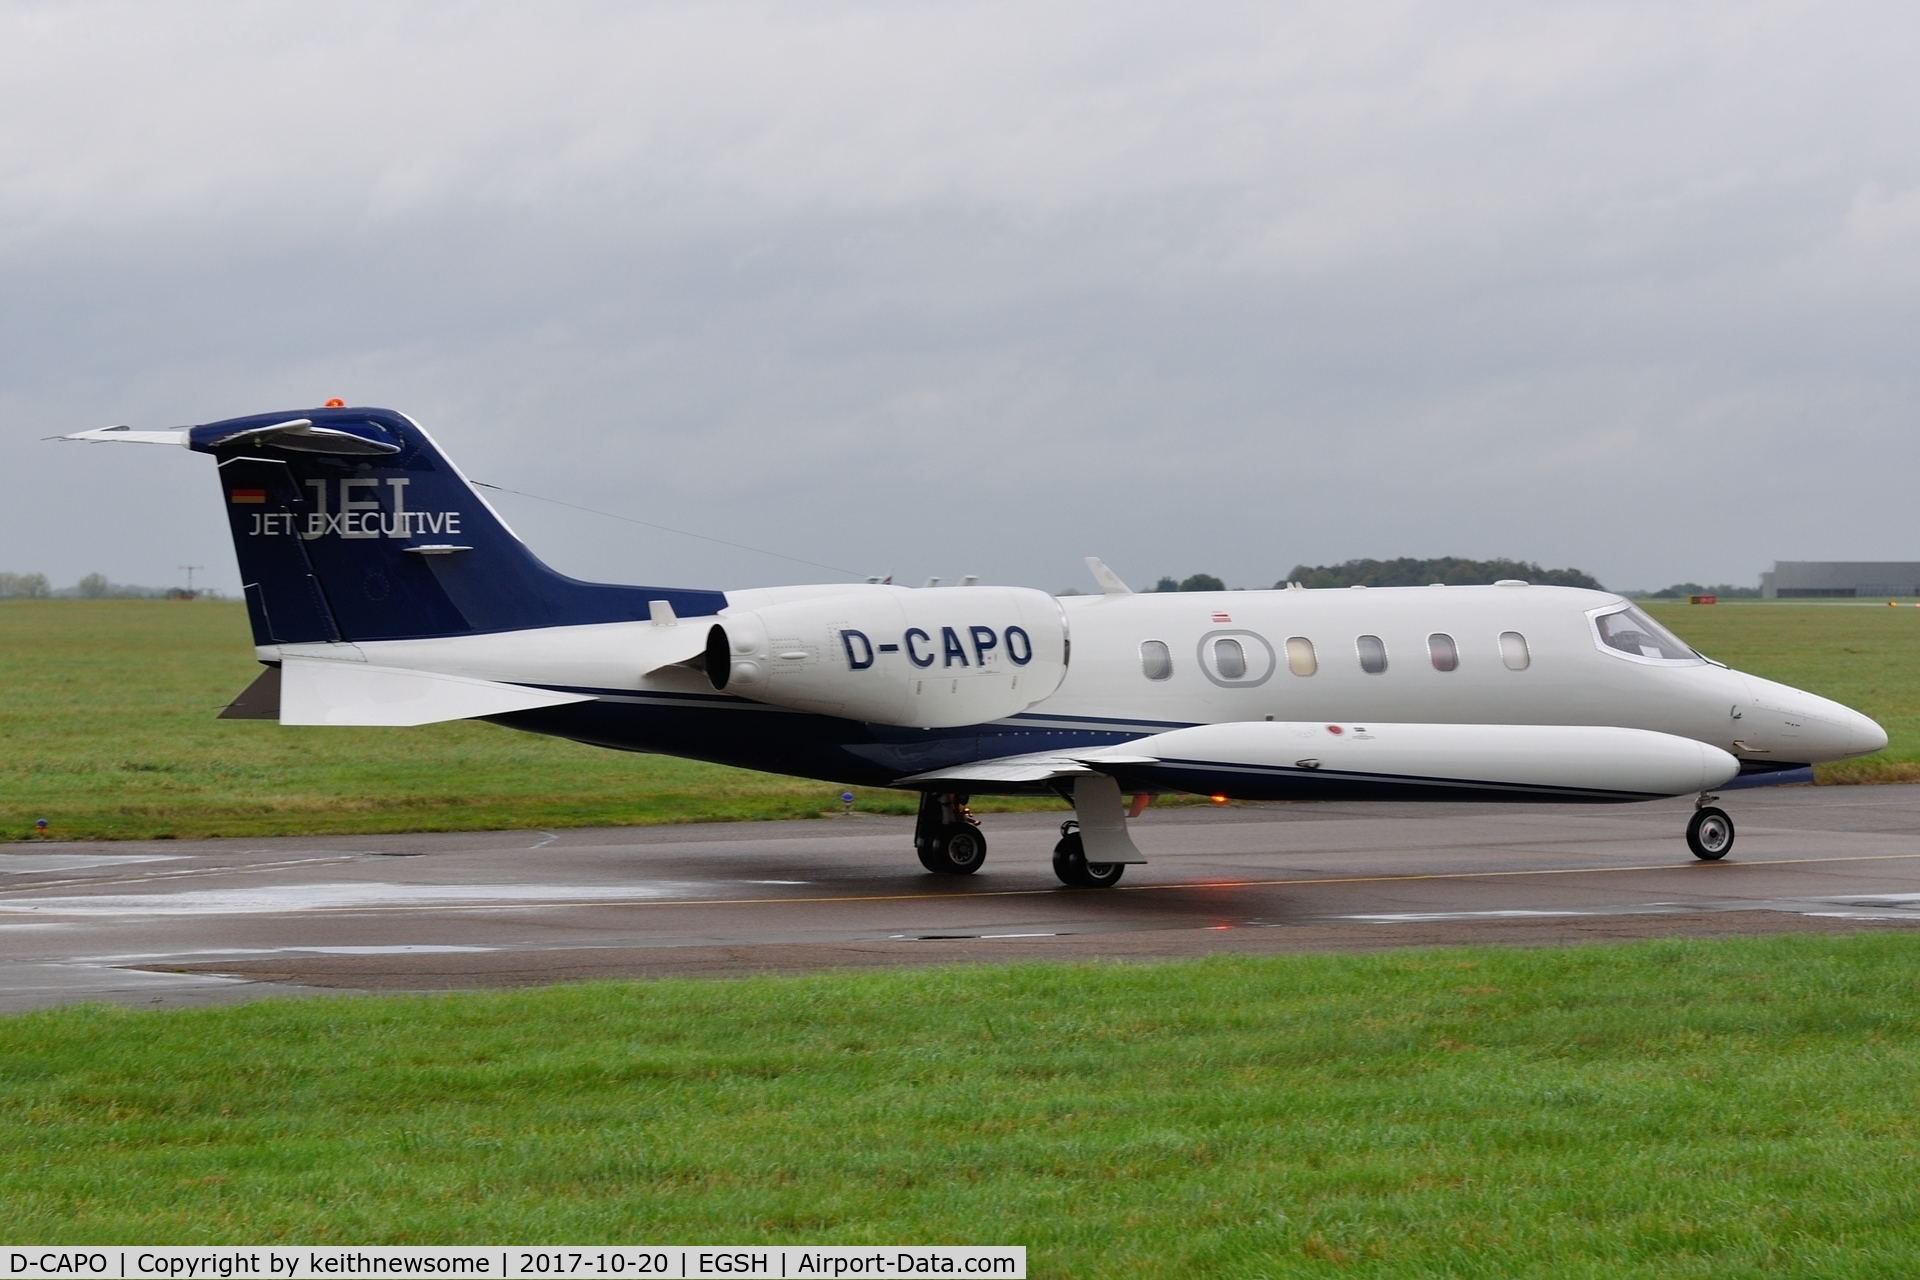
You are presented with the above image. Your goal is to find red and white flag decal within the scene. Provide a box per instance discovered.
[229,488,267,504]
[1212,612,1231,623]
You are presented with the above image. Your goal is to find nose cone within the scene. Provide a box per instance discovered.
[1851,709,1890,755]
[1741,676,1887,762]
[1803,695,1888,761]
[1802,691,1887,758]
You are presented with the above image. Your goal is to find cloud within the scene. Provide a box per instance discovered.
[5,0,1920,595]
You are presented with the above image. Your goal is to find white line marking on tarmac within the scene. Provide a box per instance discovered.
[297,945,500,955]
[0,854,182,874]
[0,882,716,915]
[1343,910,1612,923]
[1340,894,1920,925]
[0,855,361,897]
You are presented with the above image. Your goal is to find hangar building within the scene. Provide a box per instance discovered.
[1762,562,1920,598]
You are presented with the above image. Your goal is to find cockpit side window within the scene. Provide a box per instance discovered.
[1590,606,1701,664]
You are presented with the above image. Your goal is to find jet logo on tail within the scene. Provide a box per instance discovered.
[236,476,463,541]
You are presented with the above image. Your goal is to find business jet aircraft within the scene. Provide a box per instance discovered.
[65,406,1888,886]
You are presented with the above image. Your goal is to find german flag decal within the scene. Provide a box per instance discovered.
[229,488,267,504]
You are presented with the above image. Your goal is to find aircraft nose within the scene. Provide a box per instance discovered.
[1746,676,1887,761]
[1852,710,1890,755]
[1812,696,1887,758]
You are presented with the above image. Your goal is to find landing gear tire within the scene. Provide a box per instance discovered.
[1052,826,1125,888]
[914,791,986,875]
[918,823,987,875]
[1687,806,1735,861]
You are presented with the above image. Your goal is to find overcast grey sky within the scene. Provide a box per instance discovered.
[4,1,1917,596]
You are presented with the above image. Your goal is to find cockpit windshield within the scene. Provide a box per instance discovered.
[1592,606,1699,662]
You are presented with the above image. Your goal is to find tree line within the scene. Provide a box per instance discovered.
[1130,558,1605,593]
[0,572,216,600]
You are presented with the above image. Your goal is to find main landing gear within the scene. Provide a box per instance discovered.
[1052,819,1126,888]
[1688,793,1735,861]
[915,791,987,875]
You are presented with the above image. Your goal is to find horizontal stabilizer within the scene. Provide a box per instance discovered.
[204,417,401,455]
[278,657,594,726]
[59,426,188,446]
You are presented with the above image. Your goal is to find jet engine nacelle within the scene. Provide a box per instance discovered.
[705,585,1068,728]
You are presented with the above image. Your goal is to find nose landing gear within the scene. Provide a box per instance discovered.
[1687,794,1735,861]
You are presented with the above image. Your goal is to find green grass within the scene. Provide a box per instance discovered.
[0,601,1062,842]
[1643,600,1920,784]
[4,934,1920,1272]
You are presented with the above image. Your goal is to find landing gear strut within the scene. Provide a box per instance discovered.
[1688,793,1735,861]
[915,791,986,875]
[1053,820,1126,888]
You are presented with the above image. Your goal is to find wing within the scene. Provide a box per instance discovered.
[898,749,1160,787]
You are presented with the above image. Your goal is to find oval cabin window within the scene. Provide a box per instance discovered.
[1356,634,1388,674]
[1428,633,1459,671]
[1213,637,1247,680]
[1500,631,1530,671]
[1140,639,1173,681]
[1285,636,1316,676]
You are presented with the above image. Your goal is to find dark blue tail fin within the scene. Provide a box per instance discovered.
[193,407,727,645]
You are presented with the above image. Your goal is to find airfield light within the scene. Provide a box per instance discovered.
[1211,794,1228,804]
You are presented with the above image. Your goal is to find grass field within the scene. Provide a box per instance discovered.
[3,933,1919,1272]
[2,598,1914,842]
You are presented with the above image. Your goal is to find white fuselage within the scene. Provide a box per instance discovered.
[1040,585,1879,765]
[262,582,1884,769]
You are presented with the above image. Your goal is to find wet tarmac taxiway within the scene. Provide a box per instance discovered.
[4,784,1920,1012]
